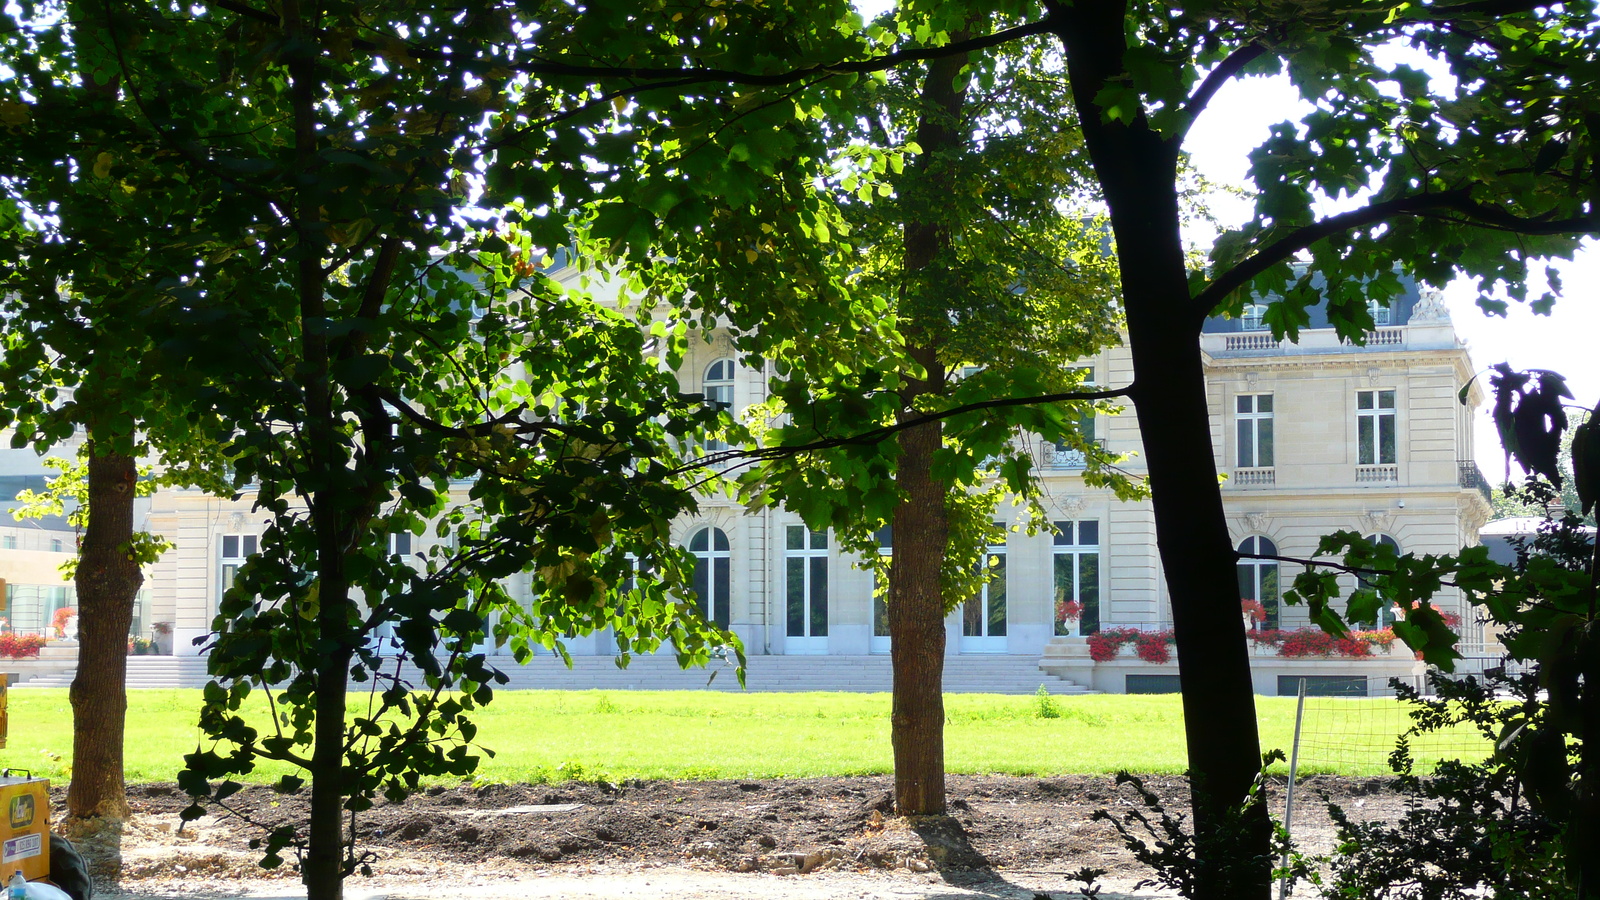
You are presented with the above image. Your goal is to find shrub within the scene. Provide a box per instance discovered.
[1032,684,1062,719]
[0,633,46,658]
[1087,627,1174,663]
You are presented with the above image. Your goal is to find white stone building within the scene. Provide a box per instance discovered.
[88,274,1494,694]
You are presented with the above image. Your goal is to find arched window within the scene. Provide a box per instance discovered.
[701,359,736,458]
[1241,303,1268,331]
[1236,536,1279,630]
[688,527,731,630]
[1367,299,1392,327]
[1358,534,1402,627]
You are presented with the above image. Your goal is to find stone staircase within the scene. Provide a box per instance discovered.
[12,653,1094,694]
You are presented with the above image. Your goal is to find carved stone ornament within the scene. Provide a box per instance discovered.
[1244,370,1260,386]
[1411,288,1450,322]
[1243,512,1270,533]
[1056,495,1087,520]
[1359,509,1393,535]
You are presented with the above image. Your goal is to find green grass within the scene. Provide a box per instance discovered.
[0,689,1489,785]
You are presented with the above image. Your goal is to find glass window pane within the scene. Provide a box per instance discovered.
[1358,391,1374,410]
[1054,521,1073,546]
[963,596,982,636]
[693,558,710,620]
[1379,390,1395,409]
[1237,419,1254,468]
[1259,536,1278,555]
[786,558,804,636]
[714,558,730,629]
[1258,419,1274,468]
[1380,414,1396,464]
[873,589,889,638]
[689,529,708,552]
[1237,564,1255,603]
[988,555,1007,637]
[1258,394,1273,413]
[874,526,892,549]
[1080,553,1099,635]
[810,530,827,551]
[1358,417,1375,465]
[1054,553,1075,636]
[1080,520,1099,546]
[810,557,828,637]
[223,535,239,558]
[786,525,803,551]
[1236,395,1252,414]
[714,529,730,552]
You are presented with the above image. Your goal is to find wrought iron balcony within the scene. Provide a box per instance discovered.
[1458,460,1492,504]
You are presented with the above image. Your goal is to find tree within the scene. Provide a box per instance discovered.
[0,4,236,821]
[0,2,875,898]
[735,12,1130,814]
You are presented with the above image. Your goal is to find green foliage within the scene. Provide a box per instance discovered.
[10,457,175,577]
[1092,751,1292,897]
[1032,684,1062,719]
[1299,674,1572,900]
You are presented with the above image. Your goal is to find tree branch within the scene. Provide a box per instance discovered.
[1190,187,1599,317]
[1176,43,1268,144]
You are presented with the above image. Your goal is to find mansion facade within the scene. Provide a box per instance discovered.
[0,275,1496,694]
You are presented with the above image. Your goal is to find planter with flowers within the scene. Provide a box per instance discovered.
[1086,627,1176,664]
[0,634,45,659]
[1054,600,1083,636]
[1248,626,1398,658]
[1240,599,1268,632]
[50,606,77,641]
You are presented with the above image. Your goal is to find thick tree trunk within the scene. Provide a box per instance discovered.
[888,346,949,816]
[1053,5,1271,898]
[66,441,140,821]
[885,43,972,818]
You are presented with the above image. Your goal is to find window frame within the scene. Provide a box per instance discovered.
[1235,393,1275,469]
[1356,389,1398,465]
[784,525,829,639]
[1053,519,1101,636]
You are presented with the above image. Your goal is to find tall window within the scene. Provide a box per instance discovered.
[1236,536,1280,630]
[872,526,891,643]
[701,359,736,457]
[1236,394,1274,468]
[2,535,14,550]
[1053,520,1100,636]
[220,533,259,600]
[785,526,828,638]
[1358,533,1402,627]
[962,527,1007,638]
[688,527,731,630]
[1241,303,1268,331]
[1357,389,1397,465]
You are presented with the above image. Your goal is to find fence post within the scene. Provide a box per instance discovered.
[1279,676,1307,900]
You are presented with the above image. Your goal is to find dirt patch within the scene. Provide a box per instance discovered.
[57,775,1407,898]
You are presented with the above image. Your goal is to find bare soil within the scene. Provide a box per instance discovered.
[58,775,1409,899]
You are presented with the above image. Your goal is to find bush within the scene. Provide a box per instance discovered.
[1032,684,1062,719]
[0,634,46,658]
[1087,627,1174,663]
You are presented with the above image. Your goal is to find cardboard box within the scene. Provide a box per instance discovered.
[0,775,48,881]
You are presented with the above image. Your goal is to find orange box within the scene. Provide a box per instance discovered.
[0,775,49,881]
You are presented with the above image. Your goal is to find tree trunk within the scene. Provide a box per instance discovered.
[66,440,140,821]
[885,42,972,818]
[889,345,949,816]
[1053,5,1271,897]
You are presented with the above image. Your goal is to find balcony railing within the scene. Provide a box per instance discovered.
[1458,460,1493,504]
[1224,332,1283,351]
[1230,467,1275,487]
[1040,438,1107,469]
[1356,465,1399,484]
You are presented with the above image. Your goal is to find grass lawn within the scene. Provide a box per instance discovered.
[0,688,1488,785]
